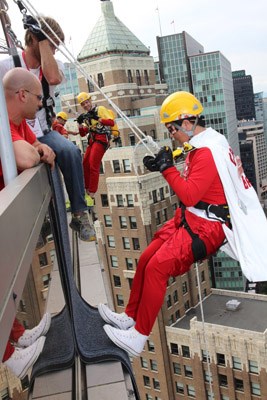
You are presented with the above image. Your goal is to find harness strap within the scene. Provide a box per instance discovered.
[180,204,207,262]
[195,201,231,225]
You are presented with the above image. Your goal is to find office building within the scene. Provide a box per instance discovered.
[232,70,256,121]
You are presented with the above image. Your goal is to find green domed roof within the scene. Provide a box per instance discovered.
[77,0,150,60]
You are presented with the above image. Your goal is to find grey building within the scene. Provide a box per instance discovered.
[232,70,256,121]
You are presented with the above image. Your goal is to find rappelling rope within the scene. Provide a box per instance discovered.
[195,261,214,399]
[14,0,160,159]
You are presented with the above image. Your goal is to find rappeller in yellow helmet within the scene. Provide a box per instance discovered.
[76,92,115,199]
[52,111,78,138]
[98,91,239,357]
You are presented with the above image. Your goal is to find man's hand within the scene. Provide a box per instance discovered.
[23,15,47,42]
[143,155,159,172]
[143,147,174,173]
[35,143,56,169]
[75,114,86,125]
[154,146,174,172]
[87,109,99,121]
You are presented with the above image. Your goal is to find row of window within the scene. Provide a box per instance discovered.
[104,215,137,229]
[110,255,138,270]
[107,236,140,250]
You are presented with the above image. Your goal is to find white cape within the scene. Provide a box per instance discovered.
[190,127,267,282]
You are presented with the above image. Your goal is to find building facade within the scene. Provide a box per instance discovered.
[232,70,256,121]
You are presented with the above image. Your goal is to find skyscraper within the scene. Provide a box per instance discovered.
[232,70,256,121]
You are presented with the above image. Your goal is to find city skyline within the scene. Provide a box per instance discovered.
[1,0,267,95]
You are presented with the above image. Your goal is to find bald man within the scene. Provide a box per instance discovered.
[1,68,55,379]
[1,67,55,190]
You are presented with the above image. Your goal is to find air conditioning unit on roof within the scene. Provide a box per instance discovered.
[226,299,241,311]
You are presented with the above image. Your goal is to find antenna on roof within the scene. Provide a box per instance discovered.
[156,4,162,37]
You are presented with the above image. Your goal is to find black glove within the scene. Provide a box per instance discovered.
[87,109,99,121]
[143,156,159,172]
[23,15,47,42]
[154,146,174,172]
[75,114,86,124]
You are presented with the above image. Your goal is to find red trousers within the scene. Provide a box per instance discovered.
[125,214,225,336]
[83,141,106,194]
[2,319,25,362]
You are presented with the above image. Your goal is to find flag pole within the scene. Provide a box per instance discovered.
[156,5,162,36]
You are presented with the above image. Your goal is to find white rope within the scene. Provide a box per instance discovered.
[195,261,214,399]
[18,0,160,157]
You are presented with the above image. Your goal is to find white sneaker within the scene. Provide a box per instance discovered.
[17,312,51,348]
[4,336,46,379]
[98,303,135,330]
[104,325,148,357]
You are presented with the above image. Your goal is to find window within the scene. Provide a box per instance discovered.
[123,159,131,172]
[175,310,180,320]
[123,237,130,249]
[116,294,124,306]
[170,343,179,355]
[217,353,226,366]
[126,258,134,270]
[251,382,261,396]
[152,190,157,203]
[187,384,195,397]
[113,160,120,173]
[162,208,168,222]
[127,69,133,83]
[221,396,229,400]
[153,378,160,390]
[166,294,172,308]
[184,365,193,377]
[99,162,104,174]
[39,252,48,267]
[184,300,190,310]
[113,275,121,287]
[116,194,124,207]
[249,359,258,374]
[104,215,112,227]
[204,371,212,383]
[176,382,184,394]
[173,290,178,303]
[182,281,188,294]
[144,69,150,85]
[155,211,161,225]
[1,388,10,400]
[234,378,244,392]
[107,235,115,248]
[141,357,148,368]
[182,345,190,358]
[150,359,158,371]
[97,72,104,88]
[126,194,134,207]
[219,374,228,387]
[146,395,153,400]
[136,69,141,85]
[143,375,150,387]
[101,194,109,207]
[42,274,50,288]
[173,362,181,375]
[129,216,137,229]
[119,216,127,229]
[232,356,242,370]
[202,350,210,363]
[110,255,118,268]
[147,340,155,352]
[159,187,164,200]
[201,270,205,282]
[132,238,140,250]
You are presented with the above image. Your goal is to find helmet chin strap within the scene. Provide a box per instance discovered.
[173,116,199,138]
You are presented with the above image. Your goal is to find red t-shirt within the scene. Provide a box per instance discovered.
[52,120,68,136]
[0,119,36,190]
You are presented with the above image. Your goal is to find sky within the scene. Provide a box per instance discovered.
[2,0,267,95]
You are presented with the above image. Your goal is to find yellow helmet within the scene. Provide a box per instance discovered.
[160,91,203,124]
[77,92,91,104]
[56,111,68,121]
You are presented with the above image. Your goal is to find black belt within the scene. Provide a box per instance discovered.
[194,201,231,224]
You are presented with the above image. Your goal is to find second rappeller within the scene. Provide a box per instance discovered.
[76,92,115,200]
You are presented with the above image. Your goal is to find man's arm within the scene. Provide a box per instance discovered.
[13,140,40,171]
[39,40,63,85]
[32,140,56,169]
